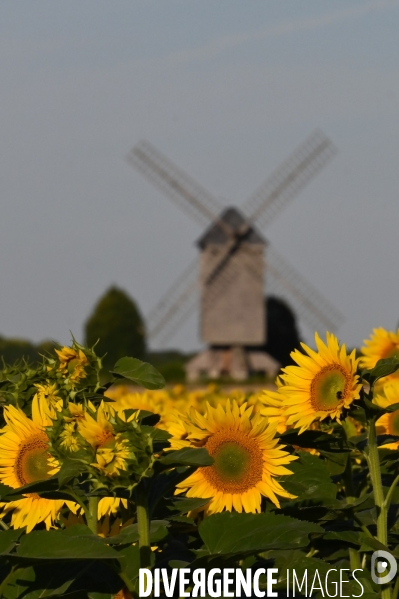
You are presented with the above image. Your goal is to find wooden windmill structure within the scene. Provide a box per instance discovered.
[127,130,343,380]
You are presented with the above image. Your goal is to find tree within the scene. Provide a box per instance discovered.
[84,286,146,370]
[264,296,301,367]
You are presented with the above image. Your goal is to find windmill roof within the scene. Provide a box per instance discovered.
[197,207,265,248]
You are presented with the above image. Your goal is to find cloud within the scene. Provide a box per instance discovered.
[164,0,399,65]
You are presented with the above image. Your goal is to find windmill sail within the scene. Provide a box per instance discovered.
[147,257,199,344]
[127,140,225,229]
[128,132,343,352]
[243,130,337,230]
[265,245,344,334]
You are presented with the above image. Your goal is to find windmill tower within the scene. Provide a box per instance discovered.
[199,207,265,346]
[127,131,343,380]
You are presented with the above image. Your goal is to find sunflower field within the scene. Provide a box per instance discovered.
[1,329,399,598]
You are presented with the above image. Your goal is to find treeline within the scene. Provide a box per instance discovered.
[0,287,303,381]
[0,337,57,365]
[0,287,191,381]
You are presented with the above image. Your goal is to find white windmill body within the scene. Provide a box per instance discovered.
[199,207,266,347]
[127,131,344,381]
[189,207,277,381]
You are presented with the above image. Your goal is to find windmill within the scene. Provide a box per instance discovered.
[127,130,343,380]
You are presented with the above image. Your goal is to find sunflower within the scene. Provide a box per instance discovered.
[58,403,88,452]
[280,332,362,433]
[360,328,399,384]
[55,346,88,383]
[79,402,130,477]
[59,422,80,452]
[0,398,74,532]
[104,387,166,426]
[260,378,289,434]
[169,400,297,515]
[375,381,399,449]
[94,436,131,477]
[98,497,128,519]
[33,383,62,419]
[78,402,115,449]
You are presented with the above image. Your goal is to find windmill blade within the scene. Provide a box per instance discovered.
[243,130,337,230]
[127,140,226,229]
[146,257,199,345]
[265,244,344,334]
[200,239,343,335]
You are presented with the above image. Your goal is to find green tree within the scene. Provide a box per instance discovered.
[84,286,146,370]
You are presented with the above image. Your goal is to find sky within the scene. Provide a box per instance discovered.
[1,0,399,353]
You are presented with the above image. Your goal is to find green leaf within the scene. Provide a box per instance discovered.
[170,496,211,514]
[323,530,361,545]
[111,357,165,390]
[142,426,171,442]
[118,543,154,582]
[62,524,96,536]
[0,483,18,501]
[275,551,335,588]
[274,551,376,598]
[5,477,60,497]
[283,453,338,504]
[280,429,340,451]
[359,534,389,553]
[0,529,22,555]
[159,447,213,467]
[13,562,93,599]
[362,357,399,385]
[319,450,349,475]
[0,566,36,599]
[17,530,121,560]
[199,511,322,555]
[57,458,87,487]
[107,520,169,545]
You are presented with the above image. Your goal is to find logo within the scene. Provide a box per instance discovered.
[371,550,397,584]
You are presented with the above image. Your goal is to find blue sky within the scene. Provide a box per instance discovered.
[1,1,399,351]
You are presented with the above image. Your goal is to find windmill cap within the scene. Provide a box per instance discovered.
[197,207,266,248]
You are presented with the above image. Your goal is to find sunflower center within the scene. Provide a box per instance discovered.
[389,411,399,436]
[214,442,251,479]
[15,433,52,486]
[310,364,350,412]
[203,429,263,494]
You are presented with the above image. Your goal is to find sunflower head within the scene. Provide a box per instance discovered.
[33,382,62,419]
[78,402,115,449]
[260,377,289,434]
[360,328,399,385]
[59,422,81,452]
[375,381,399,449]
[279,332,362,433]
[361,327,399,366]
[169,399,297,515]
[93,434,131,476]
[55,345,88,383]
[0,402,70,531]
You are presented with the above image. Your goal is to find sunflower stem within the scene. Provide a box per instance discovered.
[136,484,152,570]
[118,571,139,599]
[343,456,361,570]
[0,518,9,531]
[367,418,391,599]
[392,575,399,599]
[87,496,99,535]
[384,474,399,511]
